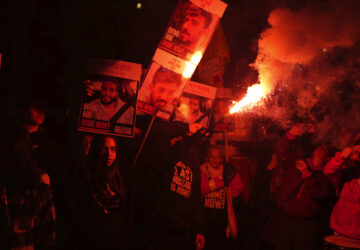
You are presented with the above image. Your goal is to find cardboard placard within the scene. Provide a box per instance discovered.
[137,0,227,120]
[137,61,187,120]
[158,0,225,62]
[173,80,216,128]
[87,58,142,81]
[78,58,141,137]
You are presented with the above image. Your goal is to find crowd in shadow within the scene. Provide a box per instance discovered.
[0,97,359,250]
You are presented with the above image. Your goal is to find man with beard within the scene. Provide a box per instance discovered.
[188,97,208,127]
[82,79,134,133]
[147,67,183,112]
[177,2,213,52]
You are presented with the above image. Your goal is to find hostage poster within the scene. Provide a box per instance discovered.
[137,61,188,120]
[78,58,141,137]
[137,0,227,120]
[173,80,217,128]
[158,0,227,62]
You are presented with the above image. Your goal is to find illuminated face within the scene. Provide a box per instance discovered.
[189,98,200,114]
[207,149,222,170]
[100,81,118,105]
[100,137,117,167]
[179,14,206,47]
[28,107,44,125]
[312,145,329,170]
[150,81,179,110]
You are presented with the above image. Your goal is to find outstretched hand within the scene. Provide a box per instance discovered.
[289,123,315,137]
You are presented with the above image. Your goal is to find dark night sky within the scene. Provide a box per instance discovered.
[5,0,358,144]
[0,0,311,107]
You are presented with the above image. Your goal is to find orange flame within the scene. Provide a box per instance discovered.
[183,51,202,78]
[229,84,265,114]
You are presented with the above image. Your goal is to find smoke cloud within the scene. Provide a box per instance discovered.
[246,0,360,149]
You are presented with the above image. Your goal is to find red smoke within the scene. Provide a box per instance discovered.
[251,0,360,147]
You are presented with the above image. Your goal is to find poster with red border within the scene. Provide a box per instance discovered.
[158,0,226,61]
[137,0,227,120]
[173,80,217,128]
[137,61,188,120]
[78,58,141,137]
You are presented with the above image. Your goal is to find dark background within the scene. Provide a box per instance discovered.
[0,0,319,140]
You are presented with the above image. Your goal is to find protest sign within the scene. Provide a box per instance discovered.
[173,80,216,128]
[78,58,141,137]
[158,0,226,62]
[137,0,227,120]
[137,61,187,120]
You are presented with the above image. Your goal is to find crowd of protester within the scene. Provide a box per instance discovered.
[0,96,359,250]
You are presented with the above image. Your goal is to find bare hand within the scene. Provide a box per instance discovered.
[40,173,50,185]
[296,160,311,176]
[170,136,183,146]
[289,123,314,137]
[195,234,205,250]
[85,81,95,97]
[341,147,352,159]
[267,154,278,171]
[120,81,135,99]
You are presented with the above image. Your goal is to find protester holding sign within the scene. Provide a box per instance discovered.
[130,112,207,250]
[138,0,227,120]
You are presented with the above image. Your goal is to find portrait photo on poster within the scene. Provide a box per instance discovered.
[79,75,139,137]
[137,61,187,120]
[159,0,220,61]
[173,81,217,128]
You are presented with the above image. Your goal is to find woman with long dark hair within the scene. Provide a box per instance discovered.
[74,135,131,249]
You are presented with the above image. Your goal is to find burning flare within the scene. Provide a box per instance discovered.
[229,84,265,114]
[183,51,203,78]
